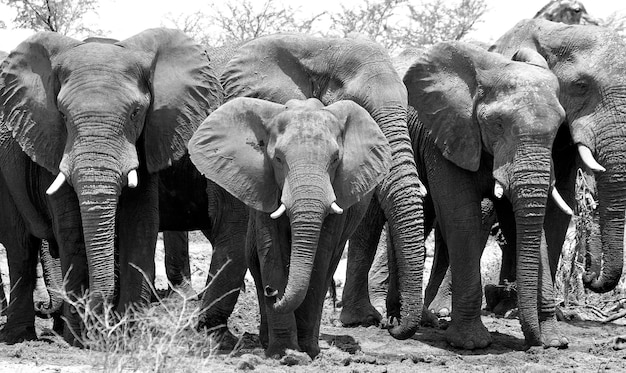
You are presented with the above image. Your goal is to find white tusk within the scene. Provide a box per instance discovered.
[127,169,138,188]
[418,180,428,196]
[270,203,286,219]
[551,187,574,216]
[46,173,66,195]
[494,181,504,199]
[577,144,606,172]
[330,201,344,215]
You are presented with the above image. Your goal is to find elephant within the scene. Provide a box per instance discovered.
[347,41,570,349]
[189,97,392,358]
[205,33,426,341]
[0,28,221,344]
[490,20,626,299]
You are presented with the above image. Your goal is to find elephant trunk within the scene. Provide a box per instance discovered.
[74,162,121,310]
[34,240,64,316]
[272,167,328,314]
[510,146,552,346]
[583,141,626,292]
[372,106,424,340]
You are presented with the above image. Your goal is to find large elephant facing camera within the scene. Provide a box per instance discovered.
[352,41,568,349]
[491,19,626,296]
[190,97,391,358]
[209,33,426,340]
[0,29,221,343]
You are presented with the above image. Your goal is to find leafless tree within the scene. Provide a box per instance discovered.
[330,0,487,54]
[603,11,626,39]
[1,0,103,36]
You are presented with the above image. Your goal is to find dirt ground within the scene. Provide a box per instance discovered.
[1,232,626,372]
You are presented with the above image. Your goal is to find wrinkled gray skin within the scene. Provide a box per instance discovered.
[190,97,391,358]
[347,41,567,349]
[0,29,220,344]
[491,19,626,297]
[208,33,426,341]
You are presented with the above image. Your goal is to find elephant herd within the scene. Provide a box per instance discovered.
[0,17,625,360]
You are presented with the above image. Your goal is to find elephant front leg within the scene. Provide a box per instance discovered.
[538,231,568,348]
[197,188,248,341]
[163,231,196,299]
[340,198,386,327]
[117,170,159,309]
[442,208,492,350]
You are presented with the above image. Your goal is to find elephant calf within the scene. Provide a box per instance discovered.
[189,97,391,358]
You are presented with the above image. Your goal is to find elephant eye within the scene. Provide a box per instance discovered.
[571,79,590,96]
[59,111,66,122]
[275,155,283,165]
[130,107,142,122]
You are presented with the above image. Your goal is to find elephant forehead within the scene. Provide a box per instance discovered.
[56,43,145,79]
[271,111,339,144]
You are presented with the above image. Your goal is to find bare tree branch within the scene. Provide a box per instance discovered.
[1,0,104,37]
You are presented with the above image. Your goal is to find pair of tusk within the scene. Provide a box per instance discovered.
[551,187,574,216]
[578,144,605,172]
[46,169,138,195]
[46,173,67,195]
[269,201,344,219]
[127,169,138,188]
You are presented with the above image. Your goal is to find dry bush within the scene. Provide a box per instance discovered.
[60,263,242,372]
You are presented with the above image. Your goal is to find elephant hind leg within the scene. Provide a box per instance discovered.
[340,197,386,327]
[0,228,39,344]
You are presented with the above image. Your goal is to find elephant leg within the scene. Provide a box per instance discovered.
[0,276,7,316]
[48,185,89,345]
[0,230,39,344]
[537,230,569,348]
[340,197,385,326]
[117,171,159,309]
[440,203,492,350]
[163,231,196,299]
[245,219,268,349]
[197,185,248,341]
[296,214,350,358]
[424,225,451,317]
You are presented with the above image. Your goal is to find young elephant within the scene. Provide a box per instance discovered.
[189,97,391,358]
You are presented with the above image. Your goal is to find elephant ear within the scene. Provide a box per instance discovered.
[404,41,481,172]
[189,97,287,212]
[0,32,81,174]
[512,47,549,69]
[117,28,223,173]
[324,101,391,209]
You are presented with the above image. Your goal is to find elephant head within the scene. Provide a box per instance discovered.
[0,29,221,307]
[492,19,626,293]
[404,41,565,344]
[220,33,425,339]
[189,97,391,314]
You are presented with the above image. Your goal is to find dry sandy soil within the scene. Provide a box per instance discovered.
[1,232,626,372]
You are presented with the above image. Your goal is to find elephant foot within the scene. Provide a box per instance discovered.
[169,279,198,300]
[484,284,517,315]
[0,324,37,344]
[339,300,382,327]
[428,291,452,317]
[539,313,569,349]
[207,327,240,351]
[265,339,300,359]
[445,318,492,350]
[299,339,321,359]
[420,307,440,328]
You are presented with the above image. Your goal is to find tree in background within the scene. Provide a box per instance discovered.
[164,0,325,46]
[329,0,487,54]
[1,0,103,36]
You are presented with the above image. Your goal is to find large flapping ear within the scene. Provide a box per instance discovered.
[404,41,482,171]
[117,28,223,173]
[0,32,80,174]
[324,100,391,209]
[189,97,287,212]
